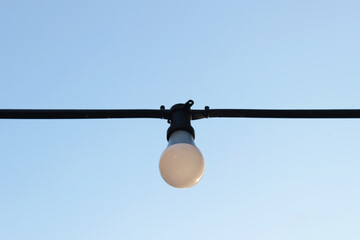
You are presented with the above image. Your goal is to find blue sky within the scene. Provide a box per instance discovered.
[1,1,360,239]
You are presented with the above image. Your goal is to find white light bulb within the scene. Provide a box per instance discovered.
[159,130,205,188]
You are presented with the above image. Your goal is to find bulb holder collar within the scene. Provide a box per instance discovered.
[167,100,195,141]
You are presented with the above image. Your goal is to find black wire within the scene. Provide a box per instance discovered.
[1,109,360,120]
[0,109,171,119]
[191,109,360,120]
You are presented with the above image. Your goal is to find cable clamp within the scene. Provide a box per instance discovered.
[204,106,210,118]
[160,105,165,119]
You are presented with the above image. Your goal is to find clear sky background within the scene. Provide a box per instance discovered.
[1,1,360,239]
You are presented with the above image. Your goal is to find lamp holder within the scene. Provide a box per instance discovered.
[166,100,195,141]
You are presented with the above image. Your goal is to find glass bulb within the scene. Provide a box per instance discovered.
[159,130,205,188]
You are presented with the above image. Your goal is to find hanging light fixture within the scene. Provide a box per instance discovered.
[1,100,360,188]
[159,100,205,188]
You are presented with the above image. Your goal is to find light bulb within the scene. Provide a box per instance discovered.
[159,130,205,188]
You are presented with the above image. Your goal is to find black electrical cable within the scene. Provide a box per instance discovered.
[1,108,360,120]
[191,109,360,120]
[0,109,171,120]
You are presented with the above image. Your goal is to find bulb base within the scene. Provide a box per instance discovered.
[167,101,195,140]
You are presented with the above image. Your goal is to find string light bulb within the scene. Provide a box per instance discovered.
[158,100,205,188]
[159,130,205,188]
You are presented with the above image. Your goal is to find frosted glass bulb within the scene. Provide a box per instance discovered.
[159,130,205,188]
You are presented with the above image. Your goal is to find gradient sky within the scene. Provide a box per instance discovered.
[1,1,360,239]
